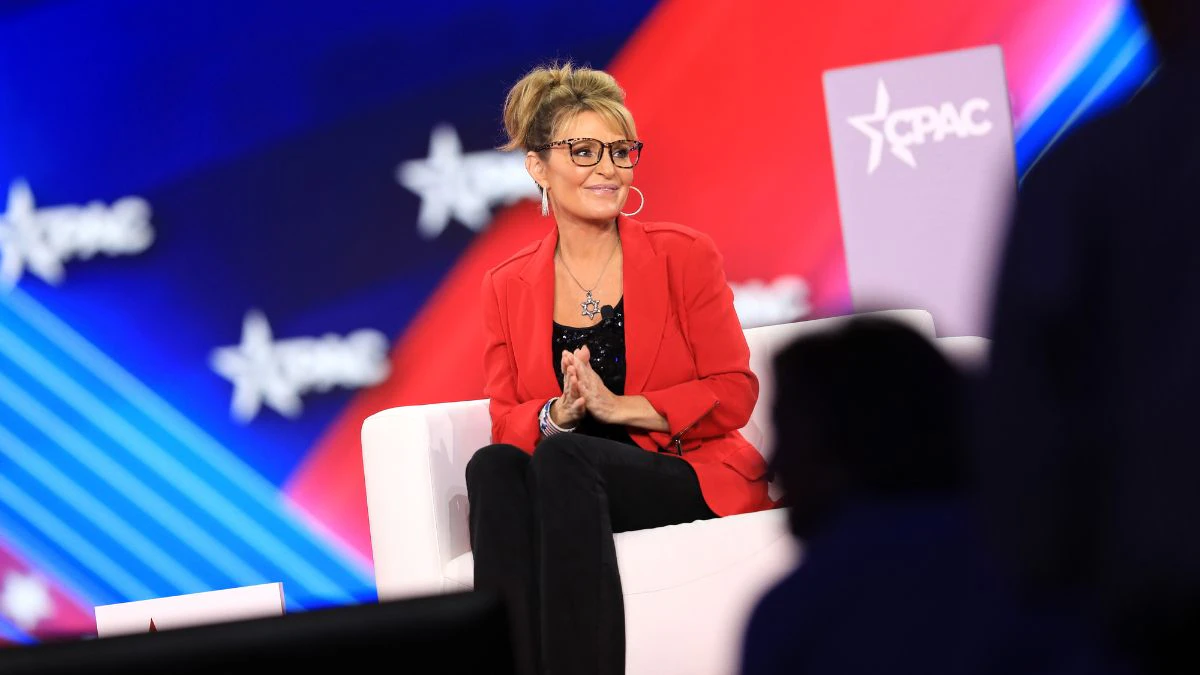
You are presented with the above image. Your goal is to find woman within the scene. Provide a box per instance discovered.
[468,61,772,675]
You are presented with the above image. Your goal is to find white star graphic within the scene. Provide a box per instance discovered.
[847,79,916,174]
[1,571,54,632]
[210,309,303,422]
[0,180,68,287]
[396,125,538,239]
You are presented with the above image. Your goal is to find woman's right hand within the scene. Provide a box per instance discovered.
[551,349,586,428]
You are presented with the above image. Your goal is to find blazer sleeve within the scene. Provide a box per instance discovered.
[639,233,758,447]
[481,269,544,452]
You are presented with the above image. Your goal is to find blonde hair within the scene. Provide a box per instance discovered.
[500,61,637,153]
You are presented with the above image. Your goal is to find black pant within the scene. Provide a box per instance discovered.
[466,433,717,675]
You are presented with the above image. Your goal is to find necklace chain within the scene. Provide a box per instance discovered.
[557,233,620,320]
[557,234,620,293]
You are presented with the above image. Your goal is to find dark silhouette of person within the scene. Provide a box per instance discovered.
[741,317,1126,675]
[978,2,1200,673]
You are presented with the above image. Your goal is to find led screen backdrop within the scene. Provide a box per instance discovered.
[0,0,1156,643]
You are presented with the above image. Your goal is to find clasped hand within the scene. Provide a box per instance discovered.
[550,345,622,428]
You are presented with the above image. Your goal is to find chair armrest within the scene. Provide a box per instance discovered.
[362,399,491,600]
[934,335,990,372]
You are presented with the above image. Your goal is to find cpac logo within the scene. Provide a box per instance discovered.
[397,125,539,239]
[0,180,154,289]
[731,276,811,329]
[210,310,391,423]
[848,79,993,174]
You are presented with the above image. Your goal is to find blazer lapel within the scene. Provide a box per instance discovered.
[512,227,560,398]
[621,217,668,395]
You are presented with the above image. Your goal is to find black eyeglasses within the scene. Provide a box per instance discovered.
[533,137,643,168]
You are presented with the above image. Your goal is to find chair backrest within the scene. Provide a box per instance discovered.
[738,309,937,465]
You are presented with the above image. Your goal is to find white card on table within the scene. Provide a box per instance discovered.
[94,582,285,637]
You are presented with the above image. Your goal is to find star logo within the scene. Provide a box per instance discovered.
[1,571,54,632]
[847,79,916,174]
[211,310,391,423]
[0,181,69,287]
[0,179,154,289]
[211,310,302,421]
[396,125,539,239]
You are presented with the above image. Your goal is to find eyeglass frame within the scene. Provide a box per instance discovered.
[532,137,645,168]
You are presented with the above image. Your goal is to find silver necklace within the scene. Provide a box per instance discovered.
[557,235,620,320]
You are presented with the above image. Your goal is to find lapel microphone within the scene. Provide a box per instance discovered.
[600,305,614,320]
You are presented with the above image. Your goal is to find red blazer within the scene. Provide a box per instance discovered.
[480,216,772,517]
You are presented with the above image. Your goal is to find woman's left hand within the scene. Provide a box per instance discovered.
[567,345,623,424]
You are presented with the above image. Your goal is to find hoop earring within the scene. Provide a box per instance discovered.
[620,186,645,217]
[540,186,550,217]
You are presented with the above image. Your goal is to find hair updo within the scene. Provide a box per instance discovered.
[500,61,637,153]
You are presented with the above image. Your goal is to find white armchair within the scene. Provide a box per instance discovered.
[362,309,988,675]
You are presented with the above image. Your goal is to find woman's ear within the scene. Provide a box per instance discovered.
[526,151,547,189]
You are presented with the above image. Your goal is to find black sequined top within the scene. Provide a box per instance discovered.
[551,297,637,446]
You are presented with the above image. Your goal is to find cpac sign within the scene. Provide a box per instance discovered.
[848,79,993,174]
[0,180,155,288]
[210,310,391,422]
[824,44,1016,338]
[730,275,811,329]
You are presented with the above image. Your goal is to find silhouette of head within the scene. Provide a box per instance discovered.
[770,317,966,538]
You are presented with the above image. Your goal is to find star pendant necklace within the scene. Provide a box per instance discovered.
[558,234,620,321]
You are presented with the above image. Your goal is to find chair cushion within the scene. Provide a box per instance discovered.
[444,507,791,594]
